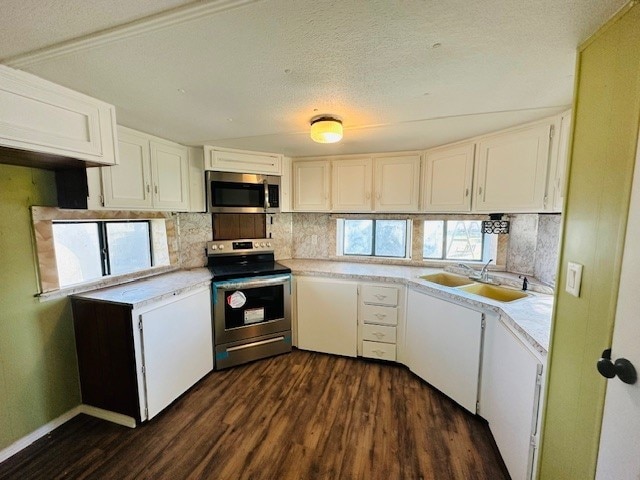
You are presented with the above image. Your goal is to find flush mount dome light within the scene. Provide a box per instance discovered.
[310,116,343,143]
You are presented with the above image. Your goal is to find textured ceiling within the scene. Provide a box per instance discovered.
[0,0,627,156]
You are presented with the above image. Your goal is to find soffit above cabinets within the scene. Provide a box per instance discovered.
[0,0,627,157]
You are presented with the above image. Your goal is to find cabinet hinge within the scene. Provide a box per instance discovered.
[481,314,486,329]
[138,318,143,331]
[476,401,480,412]
[145,407,148,418]
[530,434,538,447]
[549,125,555,139]
[536,366,543,385]
[99,195,104,207]
[141,365,145,374]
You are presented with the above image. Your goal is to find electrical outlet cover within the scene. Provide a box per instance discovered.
[566,262,583,297]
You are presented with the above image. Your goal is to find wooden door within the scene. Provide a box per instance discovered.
[423,142,474,212]
[331,157,373,212]
[293,160,331,211]
[150,140,189,211]
[102,127,152,209]
[374,155,421,212]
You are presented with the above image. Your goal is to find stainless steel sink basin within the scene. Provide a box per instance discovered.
[419,273,475,287]
[459,283,529,303]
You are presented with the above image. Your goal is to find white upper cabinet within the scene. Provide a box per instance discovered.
[204,146,282,175]
[374,154,421,212]
[101,126,189,211]
[293,159,331,211]
[547,110,572,212]
[422,142,475,212]
[332,157,373,212]
[474,123,552,213]
[280,156,293,212]
[0,64,118,167]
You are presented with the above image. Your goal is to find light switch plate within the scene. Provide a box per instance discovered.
[566,262,583,297]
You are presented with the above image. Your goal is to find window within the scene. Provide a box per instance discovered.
[339,219,411,258]
[53,221,152,287]
[423,220,491,262]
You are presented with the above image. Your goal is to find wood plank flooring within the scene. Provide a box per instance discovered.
[0,349,509,480]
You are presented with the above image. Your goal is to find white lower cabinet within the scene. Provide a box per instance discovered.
[480,315,544,480]
[296,276,358,357]
[405,288,484,413]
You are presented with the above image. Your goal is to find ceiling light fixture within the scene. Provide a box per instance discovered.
[310,116,343,143]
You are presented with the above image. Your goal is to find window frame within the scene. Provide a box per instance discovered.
[52,219,153,285]
[337,218,412,259]
[422,219,490,262]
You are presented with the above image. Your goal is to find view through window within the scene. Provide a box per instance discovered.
[423,220,485,261]
[341,219,410,258]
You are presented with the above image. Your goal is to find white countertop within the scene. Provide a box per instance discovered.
[71,268,212,309]
[280,259,553,355]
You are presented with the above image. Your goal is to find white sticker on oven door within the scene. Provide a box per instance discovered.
[244,308,265,324]
[227,291,247,309]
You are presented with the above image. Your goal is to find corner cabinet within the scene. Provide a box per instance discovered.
[293,160,331,211]
[473,123,552,213]
[100,126,189,211]
[422,142,475,212]
[296,276,358,357]
[71,285,214,425]
[374,155,421,212]
[405,288,486,413]
[480,315,544,480]
[0,64,118,166]
[204,146,282,175]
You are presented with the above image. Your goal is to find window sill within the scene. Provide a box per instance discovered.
[37,265,179,302]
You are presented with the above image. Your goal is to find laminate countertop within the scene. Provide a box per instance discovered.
[70,268,212,309]
[279,259,553,356]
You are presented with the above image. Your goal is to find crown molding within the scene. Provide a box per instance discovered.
[3,0,258,68]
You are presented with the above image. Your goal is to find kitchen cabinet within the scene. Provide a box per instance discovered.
[374,154,421,212]
[358,283,404,362]
[0,64,118,167]
[405,288,484,413]
[292,159,331,211]
[204,146,282,175]
[474,123,552,213]
[71,285,213,425]
[547,110,572,212]
[296,276,358,356]
[332,157,373,212]
[100,126,189,211]
[422,142,475,212]
[280,156,293,212]
[479,315,544,480]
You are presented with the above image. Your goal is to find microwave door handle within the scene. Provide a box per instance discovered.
[264,180,270,210]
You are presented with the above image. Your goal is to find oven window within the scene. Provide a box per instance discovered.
[212,181,264,208]
[223,284,285,329]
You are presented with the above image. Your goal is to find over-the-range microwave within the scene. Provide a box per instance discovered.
[205,171,280,213]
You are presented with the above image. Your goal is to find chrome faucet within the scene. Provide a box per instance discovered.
[480,258,494,282]
[457,263,477,276]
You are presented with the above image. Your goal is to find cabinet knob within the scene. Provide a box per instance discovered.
[478,186,483,195]
[146,184,150,194]
[465,188,470,197]
[154,185,158,194]
[373,350,385,356]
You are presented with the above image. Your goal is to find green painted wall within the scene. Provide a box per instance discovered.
[0,163,80,450]
[539,4,640,479]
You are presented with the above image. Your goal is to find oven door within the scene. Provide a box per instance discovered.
[212,274,291,345]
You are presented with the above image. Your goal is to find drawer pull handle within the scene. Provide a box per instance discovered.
[373,350,385,357]
[373,332,385,339]
[374,294,387,300]
[374,313,387,319]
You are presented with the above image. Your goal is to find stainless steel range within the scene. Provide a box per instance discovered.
[207,239,292,369]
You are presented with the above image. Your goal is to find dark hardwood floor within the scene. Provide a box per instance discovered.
[0,349,509,480]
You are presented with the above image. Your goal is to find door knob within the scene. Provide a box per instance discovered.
[597,348,637,385]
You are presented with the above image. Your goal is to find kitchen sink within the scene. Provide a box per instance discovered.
[419,273,476,287]
[459,283,529,303]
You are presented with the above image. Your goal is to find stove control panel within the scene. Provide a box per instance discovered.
[207,239,273,255]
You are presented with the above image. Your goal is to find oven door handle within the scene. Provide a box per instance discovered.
[226,336,285,353]
[213,274,291,291]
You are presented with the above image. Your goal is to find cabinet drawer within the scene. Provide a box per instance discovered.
[362,341,396,361]
[361,304,397,326]
[362,324,396,344]
[361,285,398,306]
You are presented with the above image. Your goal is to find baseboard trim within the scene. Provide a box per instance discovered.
[78,405,136,429]
[0,405,83,464]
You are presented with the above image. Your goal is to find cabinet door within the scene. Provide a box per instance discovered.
[296,276,358,356]
[423,143,474,212]
[374,155,421,212]
[102,127,153,209]
[474,124,551,213]
[405,289,482,412]
[331,157,373,212]
[139,287,213,420]
[150,140,189,211]
[280,156,293,212]
[551,111,572,212]
[0,64,118,166]
[205,146,282,175]
[293,160,331,211]
[480,316,543,480]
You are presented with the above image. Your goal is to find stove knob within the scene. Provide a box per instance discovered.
[209,245,218,251]
[267,242,272,247]
[218,244,225,250]
[260,242,266,247]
